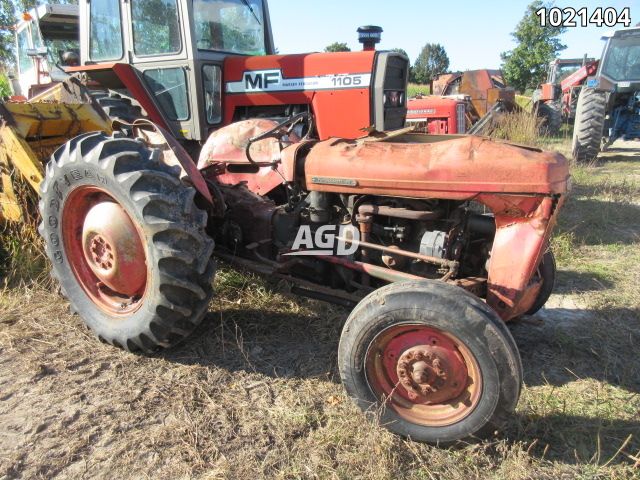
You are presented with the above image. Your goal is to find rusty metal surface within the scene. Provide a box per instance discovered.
[395,343,468,404]
[335,235,458,271]
[358,204,442,221]
[317,255,425,283]
[301,134,569,198]
[62,187,147,315]
[120,119,213,205]
[216,183,277,248]
[297,134,569,320]
[197,119,293,196]
[481,195,564,320]
[430,70,515,121]
[81,200,147,296]
[366,324,482,427]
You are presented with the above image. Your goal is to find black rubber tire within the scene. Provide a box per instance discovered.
[38,132,215,352]
[525,250,556,316]
[572,87,607,162]
[93,92,144,122]
[338,280,522,444]
[538,100,562,135]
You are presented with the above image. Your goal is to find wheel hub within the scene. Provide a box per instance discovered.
[395,344,468,404]
[89,235,115,271]
[81,201,146,296]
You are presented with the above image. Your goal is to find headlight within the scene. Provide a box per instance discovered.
[384,90,404,107]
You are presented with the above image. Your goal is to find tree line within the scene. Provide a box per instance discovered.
[325,41,450,85]
[325,1,567,92]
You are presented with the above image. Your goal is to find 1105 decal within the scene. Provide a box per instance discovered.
[536,7,632,28]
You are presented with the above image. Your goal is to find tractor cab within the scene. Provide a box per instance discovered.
[75,0,275,141]
[14,4,79,98]
[73,0,408,143]
[592,27,640,92]
[572,27,640,160]
[545,57,596,85]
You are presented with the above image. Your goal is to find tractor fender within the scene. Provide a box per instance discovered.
[122,119,213,205]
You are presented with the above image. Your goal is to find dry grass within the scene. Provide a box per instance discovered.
[485,110,548,148]
[0,178,49,288]
[0,140,639,479]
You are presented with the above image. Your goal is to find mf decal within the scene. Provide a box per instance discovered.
[226,69,372,94]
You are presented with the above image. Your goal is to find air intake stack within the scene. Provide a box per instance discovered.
[358,25,383,51]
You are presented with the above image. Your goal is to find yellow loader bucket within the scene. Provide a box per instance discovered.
[0,97,112,222]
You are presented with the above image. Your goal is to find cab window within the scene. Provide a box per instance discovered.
[194,0,266,55]
[602,34,640,81]
[90,0,123,61]
[143,68,190,121]
[17,28,32,73]
[203,65,222,124]
[131,0,182,56]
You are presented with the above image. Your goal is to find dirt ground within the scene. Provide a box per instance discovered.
[0,140,639,479]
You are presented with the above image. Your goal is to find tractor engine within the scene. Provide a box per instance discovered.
[198,119,568,320]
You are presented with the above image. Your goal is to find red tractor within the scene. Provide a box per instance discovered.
[533,56,599,134]
[405,95,466,134]
[35,0,569,444]
[406,70,516,134]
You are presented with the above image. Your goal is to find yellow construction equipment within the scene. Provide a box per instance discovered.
[0,81,111,222]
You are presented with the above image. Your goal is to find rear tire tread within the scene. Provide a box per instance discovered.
[572,87,607,162]
[39,132,215,353]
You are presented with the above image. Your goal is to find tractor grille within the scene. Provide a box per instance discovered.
[456,103,466,134]
[371,52,410,132]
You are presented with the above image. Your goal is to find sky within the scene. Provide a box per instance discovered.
[267,0,638,71]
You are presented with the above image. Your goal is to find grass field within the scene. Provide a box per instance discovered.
[0,128,639,478]
[407,83,430,98]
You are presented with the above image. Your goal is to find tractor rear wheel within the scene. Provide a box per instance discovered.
[39,132,215,352]
[538,100,562,135]
[93,92,144,123]
[572,87,607,162]
[339,280,522,444]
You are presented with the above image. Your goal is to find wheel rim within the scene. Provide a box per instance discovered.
[62,186,148,315]
[365,324,482,427]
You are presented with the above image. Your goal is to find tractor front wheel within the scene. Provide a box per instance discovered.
[525,250,557,316]
[339,280,522,444]
[39,132,215,352]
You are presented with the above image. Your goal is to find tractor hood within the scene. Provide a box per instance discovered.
[302,134,570,199]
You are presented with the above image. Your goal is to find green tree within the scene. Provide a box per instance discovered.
[0,0,16,64]
[500,1,567,92]
[391,48,409,59]
[0,72,11,97]
[324,42,350,53]
[412,43,449,84]
[0,0,77,66]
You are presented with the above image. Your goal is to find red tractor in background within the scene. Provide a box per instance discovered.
[9,0,571,444]
[406,70,516,134]
[532,56,599,135]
